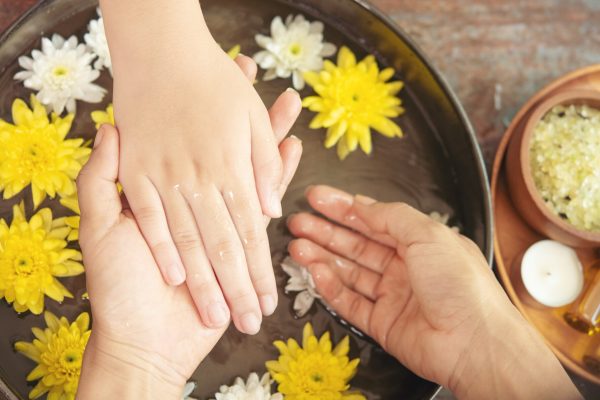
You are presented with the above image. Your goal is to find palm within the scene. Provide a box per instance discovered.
[358,242,488,386]
[84,216,224,379]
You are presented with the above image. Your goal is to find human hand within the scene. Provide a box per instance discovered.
[287,185,580,400]
[102,1,291,334]
[76,60,302,398]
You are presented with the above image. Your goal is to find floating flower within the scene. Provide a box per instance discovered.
[182,381,198,400]
[253,14,336,90]
[60,193,81,242]
[0,95,91,208]
[281,256,320,317]
[15,311,90,399]
[429,211,459,233]
[91,103,115,129]
[14,34,106,114]
[84,8,112,75]
[211,372,282,400]
[303,46,404,160]
[266,323,365,400]
[0,203,83,314]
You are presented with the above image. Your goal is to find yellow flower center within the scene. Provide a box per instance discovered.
[19,135,58,172]
[14,256,34,275]
[60,348,83,372]
[288,43,303,56]
[52,65,69,77]
[3,235,50,282]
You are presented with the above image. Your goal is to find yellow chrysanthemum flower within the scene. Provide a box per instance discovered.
[0,202,83,314]
[59,193,80,242]
[266,323,365,400]
[90,103,114,129]
[0,95,91,208]
[15,311,91,400]
[302,46,405,160]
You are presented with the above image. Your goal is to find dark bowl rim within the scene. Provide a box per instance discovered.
[519,88,600,242]
[0,1,493,400]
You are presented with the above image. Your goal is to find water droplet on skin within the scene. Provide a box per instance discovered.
[224,190,235,202]
[345,214,357,222]
[173,184,181,191]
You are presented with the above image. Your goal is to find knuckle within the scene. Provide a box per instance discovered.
[240,227,268,251]
[350,238,368,260]
[173,230,202,253]
[134,206,162,225]
[228,291,259,310]
[187,277,218,298]
[211,239,243,266]
[347,264,362,287]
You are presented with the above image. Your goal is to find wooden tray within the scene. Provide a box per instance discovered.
[492,65,600,385]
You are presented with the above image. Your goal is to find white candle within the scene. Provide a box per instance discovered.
[521,240,584,307]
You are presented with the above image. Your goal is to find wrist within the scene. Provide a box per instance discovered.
[450,300,580,399]
[78,332,185,399]
[100,0,216,73]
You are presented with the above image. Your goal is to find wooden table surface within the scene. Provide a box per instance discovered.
[1,0,599,399]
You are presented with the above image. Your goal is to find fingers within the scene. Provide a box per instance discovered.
[233,53,258,83]
[77,124,122,245]
[269,89,302,142]
[288,239,381,300]
[124,178,186,286]
[163,191,230,328]
[307,262,373,333]
[287,212,396,274]
[222,181,278,317]
[251,106,284,219]
[304,185,397,248]
[186,186,262,335]
[351,195,451,247]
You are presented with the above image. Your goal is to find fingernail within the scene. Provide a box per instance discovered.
[259,295,277,316]
[355,194,377,205]
[304,185,315,196]
[290,134,302,143]
[94,126,105,148]
[207,302,230,327]
[240,313,261,335]
[271,193,283,218]
[166,264,185,286]
[285,87,298,94]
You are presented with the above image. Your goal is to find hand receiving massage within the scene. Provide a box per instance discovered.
[100,0,288,335]
[76,54,302,398]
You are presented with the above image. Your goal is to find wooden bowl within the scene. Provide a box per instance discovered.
[506,89,600,248]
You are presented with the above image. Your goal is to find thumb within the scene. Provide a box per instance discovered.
[76,124,122,244]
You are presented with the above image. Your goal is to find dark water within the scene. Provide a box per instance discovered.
[0,0,489,399]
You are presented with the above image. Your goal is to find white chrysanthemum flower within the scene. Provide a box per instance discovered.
[14,34,106,114]
[182,381,198,400]
[253,14,336,90]
[281,256,321,317]
[84,8,112,75]
[429,211,460,233]
[211,372,282,400]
